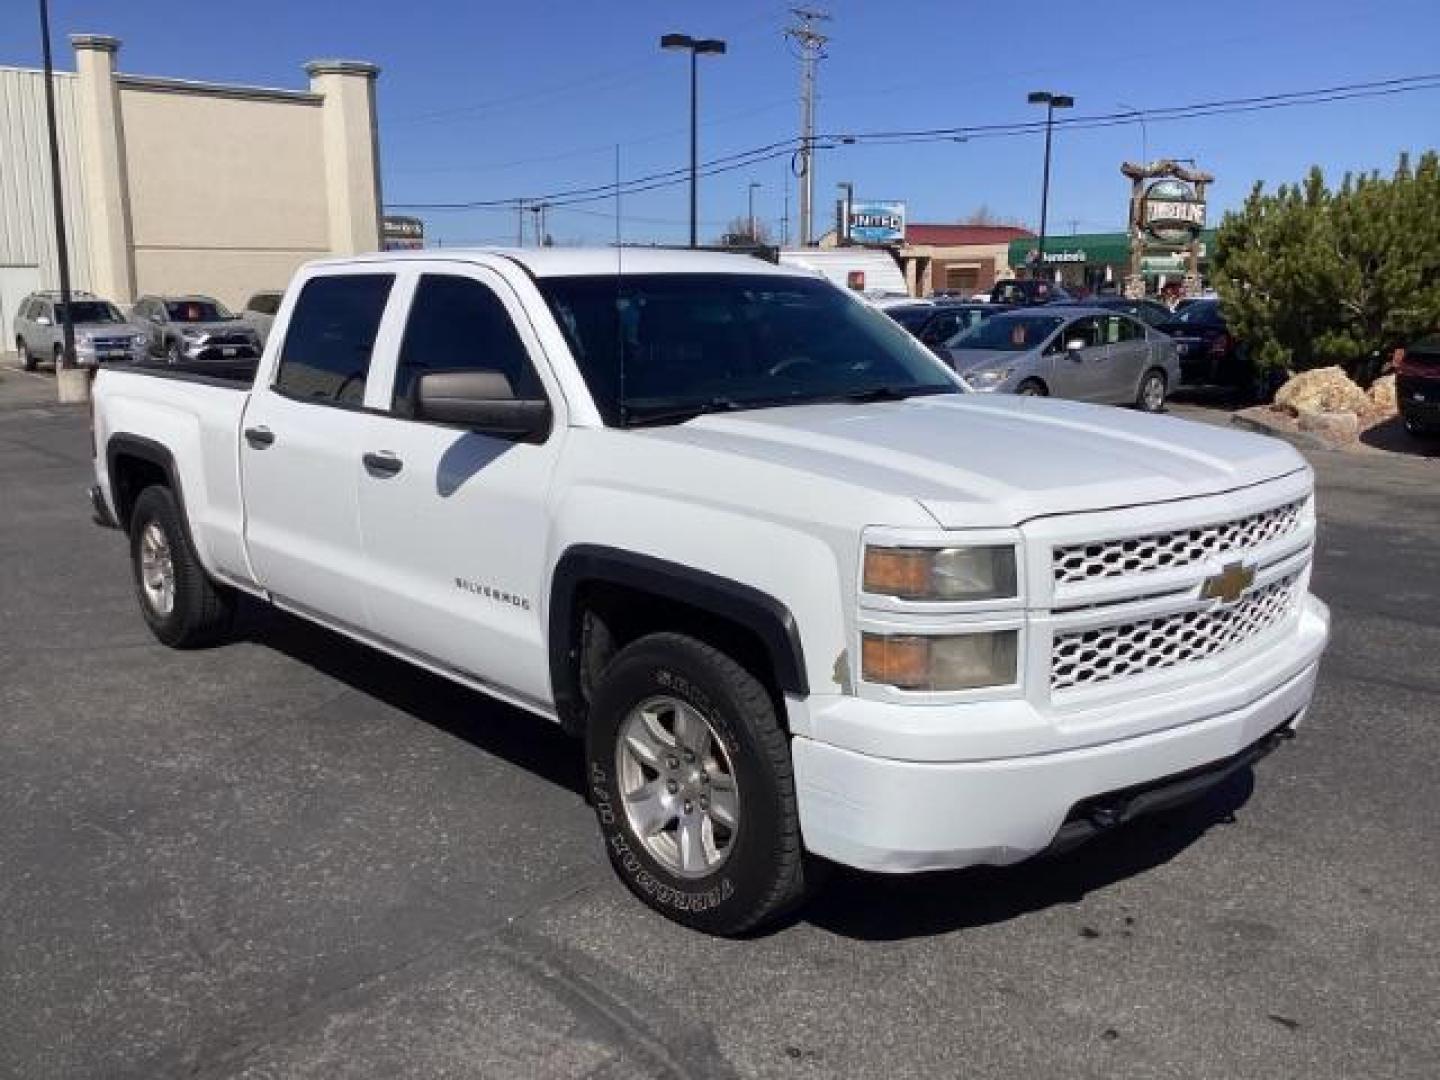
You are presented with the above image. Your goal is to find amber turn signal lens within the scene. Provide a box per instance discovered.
[861,634,931,690]
[863,548,932,599]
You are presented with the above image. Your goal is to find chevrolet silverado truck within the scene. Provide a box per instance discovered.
[89,249,1330,935]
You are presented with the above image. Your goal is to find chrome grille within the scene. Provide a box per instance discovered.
[1051,573,1300,693]
[1053,500,1305,587]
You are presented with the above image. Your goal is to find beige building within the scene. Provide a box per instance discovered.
[0,34,381,332]
[895,224,1034,297]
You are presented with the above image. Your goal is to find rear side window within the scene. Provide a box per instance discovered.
[392,274,543,415]
[274,275,394,406]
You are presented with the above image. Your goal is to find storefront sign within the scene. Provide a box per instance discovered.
[1142,179,1205,244]
[1040,249,1086,264]
[847,200,906,245]
[382,215,425,250]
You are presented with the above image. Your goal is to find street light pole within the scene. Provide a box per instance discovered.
[1027,90,1073,280]
[836,181,853,245]
[747,181,760,242]
[37,0,79,391]
[661,33,727,248]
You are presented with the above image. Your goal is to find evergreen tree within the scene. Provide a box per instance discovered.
[1212,150,1440,379]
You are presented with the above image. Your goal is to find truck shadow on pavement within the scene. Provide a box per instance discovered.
[236,599,588,800]
[236,598,1254,942]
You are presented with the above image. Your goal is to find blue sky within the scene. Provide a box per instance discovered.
[8,0,1440,246]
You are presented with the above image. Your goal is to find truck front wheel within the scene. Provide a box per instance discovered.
[129,485,235,648]
[585,632,815,935]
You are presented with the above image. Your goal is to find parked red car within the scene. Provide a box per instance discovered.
[1396,334,1440,436]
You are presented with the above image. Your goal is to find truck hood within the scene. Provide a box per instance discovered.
[641,394,1305,529]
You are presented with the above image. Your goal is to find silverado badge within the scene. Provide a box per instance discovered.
[1201,561,1256,605]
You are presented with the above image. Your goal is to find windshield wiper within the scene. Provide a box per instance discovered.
[624,397,749,428]
[810,385,958,405]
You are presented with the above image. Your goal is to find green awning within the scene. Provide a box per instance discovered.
[1008,229,1217,269]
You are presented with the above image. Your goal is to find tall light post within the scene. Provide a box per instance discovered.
[747,181,761,241]
[1026,90,1073,278]
[660,33,726,248]
[37,0,83,400]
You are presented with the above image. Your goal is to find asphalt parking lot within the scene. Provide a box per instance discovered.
[2,370,1438,1079]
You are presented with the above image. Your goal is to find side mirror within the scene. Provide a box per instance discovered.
[413,370,551,441]
[35,316,52,327]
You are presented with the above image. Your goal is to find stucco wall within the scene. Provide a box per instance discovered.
[118,80,331,308]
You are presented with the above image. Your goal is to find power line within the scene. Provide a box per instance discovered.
[385,72,1440,214]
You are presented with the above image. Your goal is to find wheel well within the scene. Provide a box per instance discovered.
[110,453,170,530]
[1018,377,1049,394]
[566,581,785,736]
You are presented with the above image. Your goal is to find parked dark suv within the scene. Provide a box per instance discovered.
[1396,333,1440,436]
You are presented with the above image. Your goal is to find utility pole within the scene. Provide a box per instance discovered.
[516,200,525,247]
[37,0,85,402]
[785,7,829,247]
[836,180,853,245]
[747,181,761,242]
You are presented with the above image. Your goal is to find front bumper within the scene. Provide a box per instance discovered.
[792,594,1328,873]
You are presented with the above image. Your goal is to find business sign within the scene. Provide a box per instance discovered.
[382,215,425,251]
[847,200,906,245]
[1142,179,1206,244]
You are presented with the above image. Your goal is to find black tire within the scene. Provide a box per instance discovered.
[17,338,36,371]
[585,632,813,935]
[129,485,235,648]
[1017,378,1048,397]
[1136,367,1168,412]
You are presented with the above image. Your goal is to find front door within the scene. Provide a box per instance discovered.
[1047,316,1108,401]
[355,266,566,707]
[240,271,399,630]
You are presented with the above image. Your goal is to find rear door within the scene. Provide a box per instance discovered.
[1102,314,1148,401]
[353,263,567,707]
[240,271,400,630]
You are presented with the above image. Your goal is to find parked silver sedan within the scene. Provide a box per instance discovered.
[941,306,1182,411]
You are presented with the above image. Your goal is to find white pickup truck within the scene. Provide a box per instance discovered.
[90,249,1329,935]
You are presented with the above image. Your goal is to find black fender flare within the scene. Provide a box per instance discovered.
[548,545,809,731]
[106,433,185,530]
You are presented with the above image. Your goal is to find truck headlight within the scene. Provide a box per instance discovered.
[861,631,1018,691]
[963,369,1010,391]
[863,545,1017,601]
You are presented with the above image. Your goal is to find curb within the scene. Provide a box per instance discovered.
[1228,413,1336,454]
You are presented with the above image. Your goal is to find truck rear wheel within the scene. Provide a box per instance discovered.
[17,338,35,371]
[129,485,235,648]
[585,632,814,935]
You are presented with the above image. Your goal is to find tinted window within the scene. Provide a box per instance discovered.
[247,293,281,316]
[393,275,541,414]
[954,313,1063,352]
[166,298,232,322]
[275,274,394,406]
[886,305,936,332]
[1102,314,1142,344]
[1178,300,1222,324]
[55,301,122,324]
[539,273,956,426]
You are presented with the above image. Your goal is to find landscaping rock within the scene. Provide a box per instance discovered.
[1366,374,1398,418]
[1273,367,1371,417]
[1297,408,1360,442]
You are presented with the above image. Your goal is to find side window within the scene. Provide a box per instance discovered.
[1117,316,1143,342]
[392,274,544,416]
[1068,317,1102,349]
[274,274,394,407]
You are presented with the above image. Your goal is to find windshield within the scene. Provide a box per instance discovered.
[538,273,960,426]
[952,313,1063,352]
[55,301,122,324]
[165,299,233,322]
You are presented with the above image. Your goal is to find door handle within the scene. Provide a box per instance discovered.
[363,451,403,477]
[244,426,275,448]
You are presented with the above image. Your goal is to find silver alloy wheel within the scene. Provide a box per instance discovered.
[1143,372,1166,411]
[139,522,176,616]
[615,695,740,878]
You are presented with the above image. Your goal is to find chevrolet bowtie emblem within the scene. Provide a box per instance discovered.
[1201,561,1255,605]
